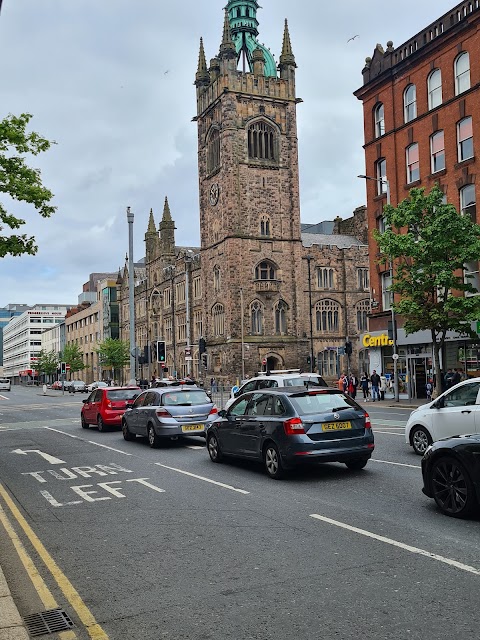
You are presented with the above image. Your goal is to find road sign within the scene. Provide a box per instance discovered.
[262,358,267,365]
[185,348,191,357]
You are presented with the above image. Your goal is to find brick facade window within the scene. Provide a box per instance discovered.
[427,69,442,110]
[403,84,417,123]
[260,215,271,237]
[457,117,473,162]
[250,300,264,335]
[275,300,288,334]
[255,260,276,280]
[248,120,277,161]
[207,127,220,174]
[374,103,385,138]
[455,52,470,95]
[212,303,225,336]
[375,158,387,195]
[406,143,420,183]
[316,267,334,290]
[460,184,476,220]
[430,131,445,173]
[315,300,339,332]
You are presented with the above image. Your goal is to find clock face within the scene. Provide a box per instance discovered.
[209,183,220,206]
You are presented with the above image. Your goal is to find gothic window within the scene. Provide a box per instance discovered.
[356,299,370,332]
[260,215,271,237]
[193,276,202,299]
[315,300,340,333]
[212,303,225,336]
[206,127,220,174]
[255,260,276,281]
[164,287,171,309]
[248,120,277,161]
[357,268,369,291]
[275,300,288,334]
[176,314,187,342]
[317,267,334,290]
[251,300,264,335]
[165,317,173,343]
[374,103,385,138]
[194,310,203,339]
[175,282,185,304]
[213,266,221,292]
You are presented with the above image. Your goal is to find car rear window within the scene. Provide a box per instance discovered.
[289,391,360,415]
[106,389,139,401]
[163,390,211,406]
[283,377,306,387]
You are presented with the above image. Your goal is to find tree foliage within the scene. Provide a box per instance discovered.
[62,343,85,376]
[36,349,59,377]
[96,339,130,380]
[0,113,56,258]
[373,184,480,395]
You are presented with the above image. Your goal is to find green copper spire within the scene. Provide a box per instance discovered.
[226,0,277,77]
[195,37,210,86]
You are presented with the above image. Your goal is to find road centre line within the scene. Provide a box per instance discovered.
[155,463,250,494]
[0,483,109,639]
[310,513,480,576]
[370,458,420,469]
[45,427,132,455]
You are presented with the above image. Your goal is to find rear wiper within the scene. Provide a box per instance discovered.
[177,402,193,406]
[331,406,350,412]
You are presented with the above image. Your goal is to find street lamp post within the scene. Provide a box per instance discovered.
[358,174,399,402]
[127,206,136,385]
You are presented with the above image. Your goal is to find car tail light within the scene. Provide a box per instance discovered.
[156,408,171,418]
[106,401,112,409]
[283,417,306,435]
[209,405,218,416]
[364,412,372,429]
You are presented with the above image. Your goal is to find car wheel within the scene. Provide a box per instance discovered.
[122,420,135,442]
[411,426,432,456]
[345,458,369,471]
[81,415,89,430]
[97,416,106,432]
[148,424,160,448]
[207,433,223,462]
[430,455,477,518]
[263,442,285,479]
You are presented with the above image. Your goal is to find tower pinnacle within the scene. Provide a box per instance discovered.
[219,8,237,59]
[280,19,296,67]
[195,37,210,86]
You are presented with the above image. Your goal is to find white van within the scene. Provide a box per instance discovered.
[0,378,11,391]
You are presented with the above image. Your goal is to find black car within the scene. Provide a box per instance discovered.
[421,434,480,518]
[206,387,374,479]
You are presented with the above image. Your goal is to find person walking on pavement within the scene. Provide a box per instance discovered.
[360,373,370,401]
[451,368,461,386]
[348,373,358,399]
[379,373,387,400]
[337,373,347,391]
[370,370,381,401]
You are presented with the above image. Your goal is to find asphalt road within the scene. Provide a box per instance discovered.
[0,386,479,639]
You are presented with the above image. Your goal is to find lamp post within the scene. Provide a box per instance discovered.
[303,255,315,373]
[127,206,136,384]
[358,174,399,402]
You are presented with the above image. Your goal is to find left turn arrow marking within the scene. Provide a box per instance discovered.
[11,449,66,464]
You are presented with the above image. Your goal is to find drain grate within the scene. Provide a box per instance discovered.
[23,608,74,636]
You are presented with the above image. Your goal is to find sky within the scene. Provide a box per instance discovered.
[0,0,459,307]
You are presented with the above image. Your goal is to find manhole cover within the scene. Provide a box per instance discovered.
[23,608,74,636]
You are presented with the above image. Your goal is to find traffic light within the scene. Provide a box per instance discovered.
[201,353,207,368]
[199,337,206,354]
[307,355,311,365]
[387,320,394,340]
[157,341,166,363]
[345,341,353,356]
[60,362,66,375]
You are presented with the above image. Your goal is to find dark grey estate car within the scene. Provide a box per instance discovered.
[206,387,374,479]
[122,386,218,447]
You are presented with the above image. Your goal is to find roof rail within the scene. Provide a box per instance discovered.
[257,369,301,375]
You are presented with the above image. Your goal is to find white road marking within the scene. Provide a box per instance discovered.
[0,394,9,400]
[45,428,80,439]
[370,458,420,469]
[374,430,405,436]
[44,427,132,455]
[185,445,205,450]
[310,513,480,576]
[155,463,250,494]
[11,449,66,464]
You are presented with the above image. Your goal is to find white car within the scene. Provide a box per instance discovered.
[224,370,328,410]
[87,381,109,392]
[0,378,11,391]
[405,377,480,455]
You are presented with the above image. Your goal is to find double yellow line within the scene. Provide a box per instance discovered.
[0,483,109,639]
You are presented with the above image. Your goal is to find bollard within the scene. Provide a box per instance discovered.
[42,384,47,395]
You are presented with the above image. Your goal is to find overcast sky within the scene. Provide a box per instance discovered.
[0,0,458,307]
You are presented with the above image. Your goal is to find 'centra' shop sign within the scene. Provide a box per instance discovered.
[362,333,394,347]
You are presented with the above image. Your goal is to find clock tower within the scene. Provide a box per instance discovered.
[194,2,303,376]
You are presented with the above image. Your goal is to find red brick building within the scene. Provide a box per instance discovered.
[354,0,480,397]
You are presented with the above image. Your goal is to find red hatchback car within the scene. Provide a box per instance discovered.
[81,386,140,432]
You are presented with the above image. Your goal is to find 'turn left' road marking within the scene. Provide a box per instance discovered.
[310,513,480,576]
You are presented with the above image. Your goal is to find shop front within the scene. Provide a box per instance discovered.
[361,331,408,397]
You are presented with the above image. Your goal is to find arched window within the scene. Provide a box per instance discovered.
[251,300,264,335]
[260,215,271,237]
[455,52,470,95]
[255,260,276,280]
[212,303,225,336]
[213,266,221,292]
[315,300,340,333]
[427,69,442,109]
[206,128,220,174]
[356,299,370,332]
[248,121,277,161]
[374,103,385,138]
[403,84,417,123]
[275,300,288,334]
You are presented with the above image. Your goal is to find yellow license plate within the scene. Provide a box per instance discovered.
[182,424,205,432]
[322,421,352,431]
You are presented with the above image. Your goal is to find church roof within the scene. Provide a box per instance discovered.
[301,233,366,249]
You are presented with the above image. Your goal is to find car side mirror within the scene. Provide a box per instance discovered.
[432,398,443,409]
[125,400,135,408]
[218,409,227,418]
[82,399,88,404]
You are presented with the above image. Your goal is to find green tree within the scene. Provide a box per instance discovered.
[36,349,59,382]
[96,338,130,383]
[62,343,85,378]
[374,184,480,397]
[0,113,56,258]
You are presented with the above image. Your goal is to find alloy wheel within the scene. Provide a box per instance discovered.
[207,434,222,462]
[431,457,474,517]
[264,444,284,479]
[412,427,430,455]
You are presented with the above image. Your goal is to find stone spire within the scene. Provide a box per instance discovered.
[145,208,158,262]
[219,8,237,60]
[195,37,210,87]
[147,208,156,233]
[159,197,176,263]
[161,197,172,223]
[279,19,296,67]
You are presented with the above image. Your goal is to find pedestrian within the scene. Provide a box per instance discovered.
[444,368,454,389]
[426,379,433,401]
[348,373,358,399]
[451,368,461,386]
[337,373,347,391]
[360,373,370,401]
[370,370,381,401]
[379,373,387,400]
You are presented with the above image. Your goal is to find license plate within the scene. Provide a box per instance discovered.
[322,421,352,431]
[181,424,205,432]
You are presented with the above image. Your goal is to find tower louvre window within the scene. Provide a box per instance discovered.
[248,121,277,161]
[260,215,271,237]
[207,128,220,174]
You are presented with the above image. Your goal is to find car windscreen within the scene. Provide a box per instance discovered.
[289,391,360,415]
[106,389,139,400]
[163,390,211,406]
